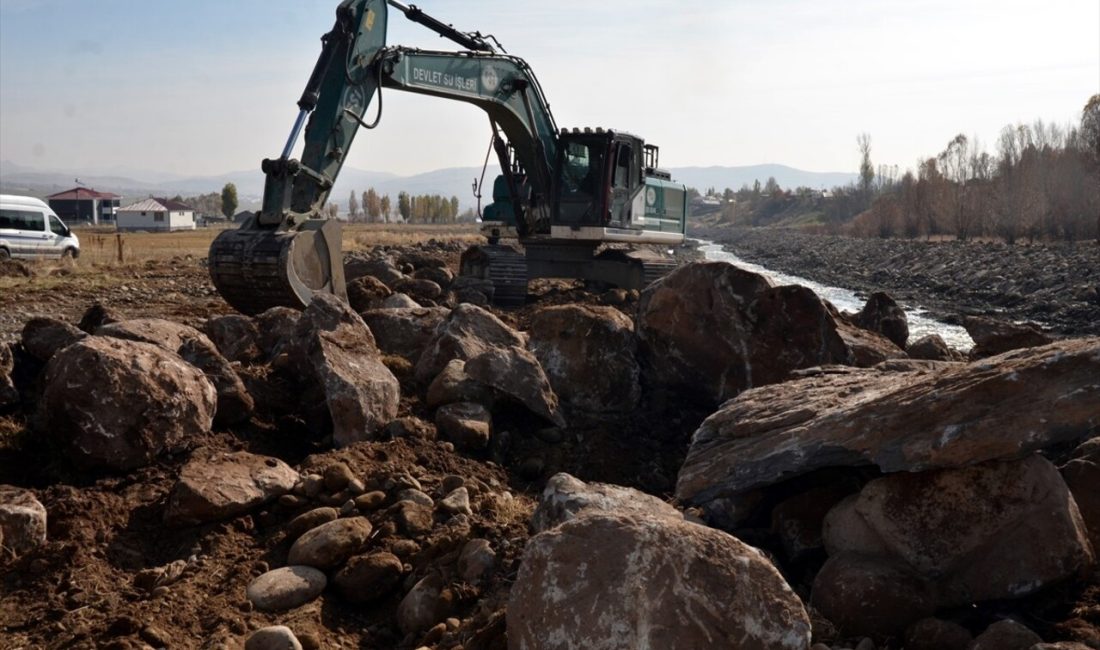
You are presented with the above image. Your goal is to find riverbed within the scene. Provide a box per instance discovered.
[697,240,976,351]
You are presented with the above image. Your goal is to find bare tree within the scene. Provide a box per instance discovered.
[857,133,874,206]
[348,190,359,222]
[1081,94,1100,242]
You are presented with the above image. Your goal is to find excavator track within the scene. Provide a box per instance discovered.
[640,257,679,287]
[459,244,527,306]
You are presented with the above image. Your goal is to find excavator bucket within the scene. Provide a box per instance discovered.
[208,218,347,315]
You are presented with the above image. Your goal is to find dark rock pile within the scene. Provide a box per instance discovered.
[0,244,1097,649]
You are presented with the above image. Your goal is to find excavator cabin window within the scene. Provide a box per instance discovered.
[555,136,611,226]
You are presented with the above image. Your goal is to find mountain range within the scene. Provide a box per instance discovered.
[0,160,856,212]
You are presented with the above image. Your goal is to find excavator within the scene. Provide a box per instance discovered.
[208,0,688,314]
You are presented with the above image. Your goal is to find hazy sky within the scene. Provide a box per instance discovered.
[1,0,1097,180]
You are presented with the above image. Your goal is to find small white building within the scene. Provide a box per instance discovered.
[116,197,196,232]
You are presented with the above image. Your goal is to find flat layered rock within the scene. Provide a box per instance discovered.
[165,450,298,526]
[677,338,1100,504]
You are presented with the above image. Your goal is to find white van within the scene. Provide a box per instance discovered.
[0,194,81,259]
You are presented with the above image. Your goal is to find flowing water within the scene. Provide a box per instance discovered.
[697,241,975,351]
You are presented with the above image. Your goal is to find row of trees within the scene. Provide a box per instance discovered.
[853,95,1099,243]
[704,95,1100,244]
[346,189,464,224]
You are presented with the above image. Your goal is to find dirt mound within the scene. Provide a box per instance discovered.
[0,260,33,278]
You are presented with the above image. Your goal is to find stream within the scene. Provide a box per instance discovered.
[697,241,975,351]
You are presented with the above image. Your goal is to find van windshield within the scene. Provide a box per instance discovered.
[49,215,68,236]
[0,209,45,231]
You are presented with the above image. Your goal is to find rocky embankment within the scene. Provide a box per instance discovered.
[1,242,1098,649]
[692,225,1100,336]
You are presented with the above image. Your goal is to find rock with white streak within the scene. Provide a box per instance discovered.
[97,317,254,424]
[527,304,641,415]
[39,337,216,471]
[531,472,682,533]
[508,511,811,650]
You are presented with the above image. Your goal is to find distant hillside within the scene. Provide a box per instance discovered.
[670,165,856,192]
[1,160,855,211]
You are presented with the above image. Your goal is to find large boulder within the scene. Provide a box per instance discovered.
[164,450,298,526]
[76,303,124,333]
[508,511,811,650]
[39,337,216,471]
[0,486,47,556]
[964,315,1052,357]
[287,516,373,570]
[636,262,849,405]
[677,338,1100,505]
[822,455,1093,610]
[464,346,565,427]
[854,292,909,348]
[297,294,400,446]
[360,307,449,362]
[530,473,683,533]
[527,305,641,415]
[414,304,526,384]
[97,318,253,424]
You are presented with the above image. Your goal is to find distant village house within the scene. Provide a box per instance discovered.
[116,197,196,232]
[46,187,122,225]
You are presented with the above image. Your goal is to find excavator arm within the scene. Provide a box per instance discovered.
[209,0,557,314]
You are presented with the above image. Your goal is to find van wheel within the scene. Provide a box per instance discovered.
[62,247,77,259]
[0,247,10,260]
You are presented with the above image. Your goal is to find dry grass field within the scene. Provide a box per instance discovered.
[68,222,483,265]
[0,222,485,337]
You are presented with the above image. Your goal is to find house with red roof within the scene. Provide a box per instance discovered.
[117,197,196,232]
[46,187,122,225]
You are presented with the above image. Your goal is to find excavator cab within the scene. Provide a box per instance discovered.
[553,129,645,231]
